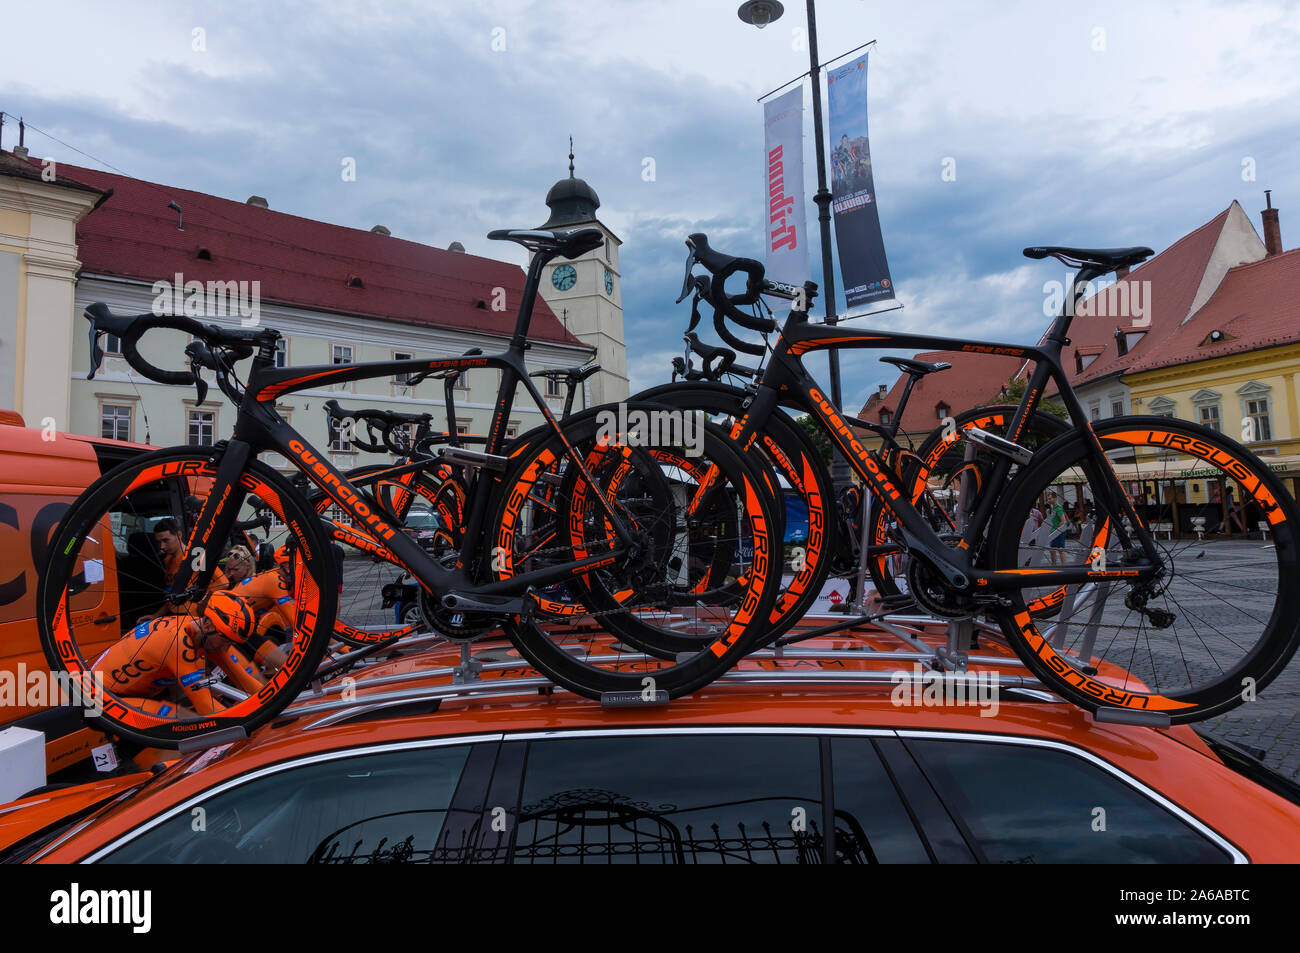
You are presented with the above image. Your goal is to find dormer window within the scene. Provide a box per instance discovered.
[880,410,892,425]
[936,402,950,421]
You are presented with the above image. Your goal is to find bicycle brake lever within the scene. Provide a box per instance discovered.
[188,356,209,405]
[87,321,104,380]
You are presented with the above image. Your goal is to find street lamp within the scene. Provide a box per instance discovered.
[739,0,851,489]
[737,1,784,28]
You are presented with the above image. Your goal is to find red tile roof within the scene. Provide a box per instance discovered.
[1124,246,1300,374]
[0,150,103,195]
[19,155,583,347]
[856,350,1026,435]
[1059,207,1232,388]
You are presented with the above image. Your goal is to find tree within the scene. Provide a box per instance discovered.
[992,376,1068,418]
[794,413,836,468]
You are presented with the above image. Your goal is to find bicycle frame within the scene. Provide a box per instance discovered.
[170,250,631,610]
[731,268,1163,592]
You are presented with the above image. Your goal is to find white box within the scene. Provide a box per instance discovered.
[0,727,46,805]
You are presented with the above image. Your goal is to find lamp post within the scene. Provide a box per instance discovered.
[739,0,851,489]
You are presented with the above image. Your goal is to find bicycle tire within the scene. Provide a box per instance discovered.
[634,381,836,645]
[867,405,1069,601]
[987,415,1300,723]
[493,408,784,698]
[36,447,339,748]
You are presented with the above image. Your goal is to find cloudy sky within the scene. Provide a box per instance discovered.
[5,0,1299,408]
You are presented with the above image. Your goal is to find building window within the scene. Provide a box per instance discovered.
[1199,404,1221,433]
[104,334,123,356]
[454,368,470,392]
[393,351,414,384]
[1148,397,1176,418]
[506,421,519,440]
[936,402,949,421]
[1245,398,1271,442]
[545,375,562,399]
[187,410,215,447]
[1089,405,1100,421]
[1110,399,1123,417]
[456,419,471,436]
[329,417,353,452]
[100,404,131,442]
[880,411,891,425]
[274,338,288,368]
[331,344,354,393]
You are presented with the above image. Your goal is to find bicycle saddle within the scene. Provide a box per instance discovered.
[1023,245,1154,269]
[529,362,600,384]
[487,226,604,259]
[881,356,951,377]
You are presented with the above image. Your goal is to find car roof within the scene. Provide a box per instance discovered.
[18,614,1300,862]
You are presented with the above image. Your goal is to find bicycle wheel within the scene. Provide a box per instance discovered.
[309,464,465,646]
[987,416,1300,723]
[37,447,338,748]
[867,405,1069,601]
[634,382,836,646]
[490,406,783,698]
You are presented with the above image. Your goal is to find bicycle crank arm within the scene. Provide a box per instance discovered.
[964,427,1033,465]
[440,591,526,615]
[438,446,509,472]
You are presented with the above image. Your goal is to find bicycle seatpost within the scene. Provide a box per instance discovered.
[1046,264,1108,343]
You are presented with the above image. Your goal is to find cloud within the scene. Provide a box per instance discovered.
[4,0,1298,408]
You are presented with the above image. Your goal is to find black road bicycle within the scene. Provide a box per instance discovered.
[37,227,782,747]
[671,232,1300,724]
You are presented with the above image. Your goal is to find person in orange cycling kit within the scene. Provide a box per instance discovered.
[92,591,263,717]
[232,559,298,669]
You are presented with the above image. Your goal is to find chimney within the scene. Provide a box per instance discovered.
[12,117,28,159]
[448,241,465,253]
[877,384,887,397]
[246,195,269,208]
[1262,191,1282,257]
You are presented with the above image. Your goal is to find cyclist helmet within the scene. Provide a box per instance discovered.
[203,591,255,644]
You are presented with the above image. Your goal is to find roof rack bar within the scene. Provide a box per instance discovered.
[287,666,1059,728]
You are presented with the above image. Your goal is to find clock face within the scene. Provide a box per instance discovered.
[604,268,614,295]
[552,264,577,291]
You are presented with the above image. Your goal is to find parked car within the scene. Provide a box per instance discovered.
[3,616,1297,864]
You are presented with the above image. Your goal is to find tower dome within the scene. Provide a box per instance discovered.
[543,139,600,228]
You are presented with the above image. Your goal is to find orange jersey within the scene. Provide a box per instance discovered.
[92,615,264,716]
[233,569,289,613]
[91,616,217,716]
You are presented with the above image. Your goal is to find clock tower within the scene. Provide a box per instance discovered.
[532,144,629,405]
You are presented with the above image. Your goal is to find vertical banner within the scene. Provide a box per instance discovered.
[762,86,809,306]
[827,54,894,309]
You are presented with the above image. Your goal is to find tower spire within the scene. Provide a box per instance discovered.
[568,136,575,177]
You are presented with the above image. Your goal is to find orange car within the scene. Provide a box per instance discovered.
[2,613,1298,864]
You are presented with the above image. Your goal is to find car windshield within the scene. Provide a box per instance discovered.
[1193,728,1300,807]
[404,510,439,530]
